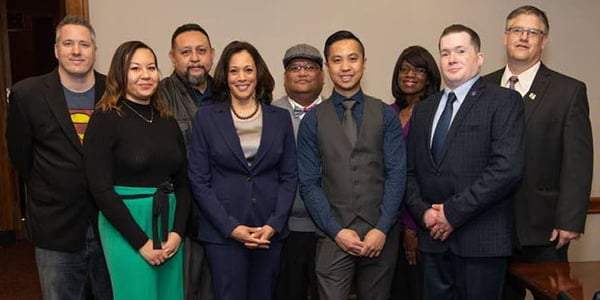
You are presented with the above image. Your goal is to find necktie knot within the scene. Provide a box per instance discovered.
[342,100,356,111]
[508,76,519,90]
[446,92,457,105]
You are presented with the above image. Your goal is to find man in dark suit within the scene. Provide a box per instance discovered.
[405,24,524,300]
[484,5,593,300]
[6,16,112,300]
[298,30,405,300]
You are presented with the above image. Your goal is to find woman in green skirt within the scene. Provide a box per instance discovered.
[83,41,190,300]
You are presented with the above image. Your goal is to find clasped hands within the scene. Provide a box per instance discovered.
[231,225,276,249]
[424,204,453,241]
[139,232,182,266]
[334,228,386,258]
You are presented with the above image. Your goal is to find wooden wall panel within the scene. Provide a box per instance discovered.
[0,0,21,234]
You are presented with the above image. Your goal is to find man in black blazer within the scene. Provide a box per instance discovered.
[484,5,593,300]
[6,16,112,300]
[405,24,524,300]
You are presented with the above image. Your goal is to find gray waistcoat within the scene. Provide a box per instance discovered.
[316,96,384,227]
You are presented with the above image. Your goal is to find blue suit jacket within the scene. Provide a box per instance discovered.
[405,78,524,257]
[188,101,298,244]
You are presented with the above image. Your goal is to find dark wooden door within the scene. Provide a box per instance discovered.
[0,0,89,243]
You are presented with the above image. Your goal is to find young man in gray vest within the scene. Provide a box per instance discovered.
[297,30,406,300]
[273,43,324,300]
[159,23,215,300]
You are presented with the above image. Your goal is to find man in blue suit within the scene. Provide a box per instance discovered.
[405,24,524,300]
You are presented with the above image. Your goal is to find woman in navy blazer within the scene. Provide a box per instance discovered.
[188,41,298,300]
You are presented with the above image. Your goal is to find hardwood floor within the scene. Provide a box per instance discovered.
[0,240,42,299]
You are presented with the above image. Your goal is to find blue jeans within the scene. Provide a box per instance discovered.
[35,225,113,300]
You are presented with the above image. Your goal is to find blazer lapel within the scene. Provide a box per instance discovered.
[251,104,275,169]
[523,63,551,124]
[212,102,251,169]
[44,70,84,153]
[425,92,443,166]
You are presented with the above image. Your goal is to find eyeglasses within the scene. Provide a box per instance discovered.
[286,64,319,73]
[506,27,546,37]
[399,66,427,76]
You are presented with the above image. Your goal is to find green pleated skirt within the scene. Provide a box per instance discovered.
[98,185,183,300]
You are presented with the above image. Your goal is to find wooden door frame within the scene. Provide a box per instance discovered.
[65,0,89,18]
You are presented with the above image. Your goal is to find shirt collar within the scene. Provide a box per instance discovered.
[287,96,323,119]
[287,96,322,110]
[331,89,364,105]
[502,61,541,97]
[444,75,479,104]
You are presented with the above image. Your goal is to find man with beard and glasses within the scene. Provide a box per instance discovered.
[159,23,215,300]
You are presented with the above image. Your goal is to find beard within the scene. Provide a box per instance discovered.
[185,65,208,86]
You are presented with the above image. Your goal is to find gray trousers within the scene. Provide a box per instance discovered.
[315,219,399,300]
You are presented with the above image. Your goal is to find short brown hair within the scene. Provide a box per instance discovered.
[439,24,481,52]
[506,5,549,34]
[55,15,96,47]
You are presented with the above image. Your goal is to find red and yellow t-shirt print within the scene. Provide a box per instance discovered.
[69,109,94,144]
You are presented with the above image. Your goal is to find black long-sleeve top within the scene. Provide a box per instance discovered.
[83,98,191,250]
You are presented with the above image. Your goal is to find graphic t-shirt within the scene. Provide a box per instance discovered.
[63,86,95,143]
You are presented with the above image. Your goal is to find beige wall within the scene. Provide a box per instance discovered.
[89,0,599,261]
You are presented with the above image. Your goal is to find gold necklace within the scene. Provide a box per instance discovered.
[231,102,259,120]
[122,101,153,123]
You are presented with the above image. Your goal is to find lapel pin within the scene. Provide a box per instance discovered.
[528,93,536,100]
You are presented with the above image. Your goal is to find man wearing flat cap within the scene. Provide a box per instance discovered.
[298,30,405,300]
[273,43,324,300]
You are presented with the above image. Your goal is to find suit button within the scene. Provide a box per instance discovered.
[354,181,359,185]
[251,198,257,204]
[247,176,253,181]
[435,172,440,176]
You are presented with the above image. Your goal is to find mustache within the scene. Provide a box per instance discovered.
[187,64,207,72]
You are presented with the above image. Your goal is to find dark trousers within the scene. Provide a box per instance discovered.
[205,241,282,300]
[422,251,507,300]
[390,229,422,300]
[276,231,319,300]
[503,244,569,300]
[184,238,214,300]
[315,219,399,300]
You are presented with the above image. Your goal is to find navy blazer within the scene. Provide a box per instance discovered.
[188,101,298,244]
[405,78,524,257]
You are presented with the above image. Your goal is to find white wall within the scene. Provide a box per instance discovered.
[89,0,600,261]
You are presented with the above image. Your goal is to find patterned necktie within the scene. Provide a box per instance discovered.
[292,102,317,118]
[431,92,457,165]
[508,75,519,90]
[342,100,357,147]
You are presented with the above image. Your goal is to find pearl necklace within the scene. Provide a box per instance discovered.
[231,102,259,120]
[122,101,153,123]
